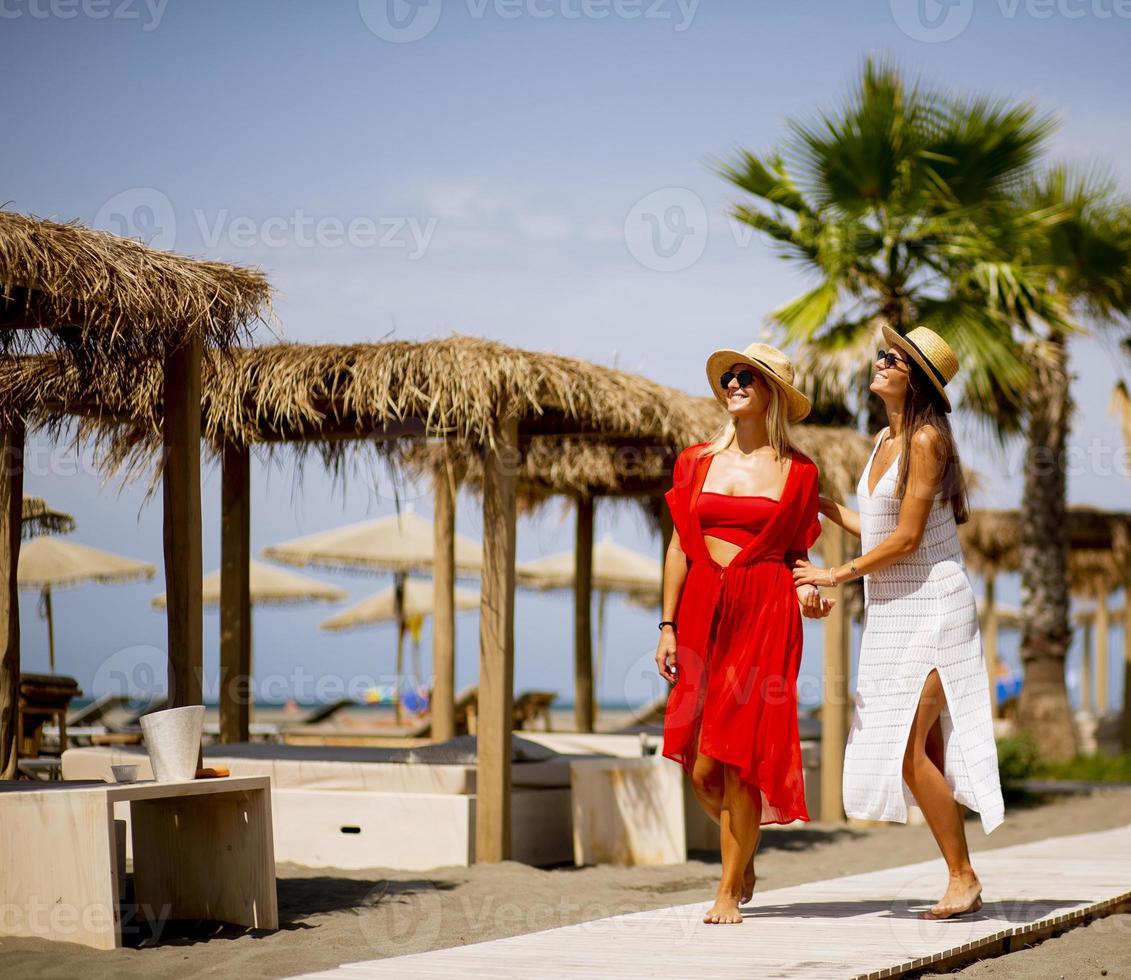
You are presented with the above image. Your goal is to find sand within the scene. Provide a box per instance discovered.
[1,788,1129,980]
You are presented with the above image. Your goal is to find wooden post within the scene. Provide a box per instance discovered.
[820,523,849,824]
[1080,613,1093,715]
[594,588,607,728]
[162,335,204,708]
[44,586,56,674]
[394,572,406,728]
[220,442,251,743]
[1096,590,1110,717]
[1123,584,1131,752]
[476,415,518,863]
[983,571,1000,719]
[432,457,457,744]
[574,494,595,734]
[0,417,24,780]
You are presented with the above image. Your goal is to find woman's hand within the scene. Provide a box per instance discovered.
[655,627,678,683]
[797,582,837,619]
[793,558,832,590]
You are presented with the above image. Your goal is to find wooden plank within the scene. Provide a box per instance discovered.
[476,415,518,863]
[162,335,204,708]
[0,788,118,949]
[432,454,457,744]
[220,441,252,743]
[820,521,848,823]
[573,495,594,734]
[296,822,1131,980]
[132,782,277,930]
[0,416,23,780]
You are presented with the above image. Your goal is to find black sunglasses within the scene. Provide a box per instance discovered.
[720,369,760,390]
[877,349,909,370]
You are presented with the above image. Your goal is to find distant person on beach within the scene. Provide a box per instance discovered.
[656,343,835,925]
[796,326,1005,920]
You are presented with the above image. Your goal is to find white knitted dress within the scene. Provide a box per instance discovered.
[842,431,1004,835]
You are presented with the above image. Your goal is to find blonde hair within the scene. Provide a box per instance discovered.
[699,375,797,461]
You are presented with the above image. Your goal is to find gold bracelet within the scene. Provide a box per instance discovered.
[826,566,836,587]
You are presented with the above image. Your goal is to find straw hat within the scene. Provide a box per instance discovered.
[880,325,959,412]
[705,342,811,423]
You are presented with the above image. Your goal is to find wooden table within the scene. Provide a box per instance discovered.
[0,776,277,949]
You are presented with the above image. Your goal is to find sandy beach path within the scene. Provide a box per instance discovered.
[1,788,1128,979]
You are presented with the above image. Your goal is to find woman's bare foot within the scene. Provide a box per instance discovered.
[920,872,983,920]
[703,890,744,924]
[740,856,756,904]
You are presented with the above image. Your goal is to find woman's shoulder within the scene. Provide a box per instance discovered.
[788,449,818,474]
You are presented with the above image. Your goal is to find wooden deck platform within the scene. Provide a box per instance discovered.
[295,823,1131,980]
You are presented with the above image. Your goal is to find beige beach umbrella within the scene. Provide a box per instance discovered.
[18,537,156,673]
[516,535,661,713]
[151,560,347,609]
[263,510,483,724]
[321,578,480,689]
[153,561,345,723]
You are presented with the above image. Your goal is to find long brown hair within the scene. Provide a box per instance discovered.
[894,361,969,524]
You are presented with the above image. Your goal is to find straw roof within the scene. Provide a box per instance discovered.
[17,537,155,589]
[21,496,75,538]
[151,560,346,609]
[399,409,872,505]
[321,578,480,632]
[0,211,271,358]
[960,506,1131,594]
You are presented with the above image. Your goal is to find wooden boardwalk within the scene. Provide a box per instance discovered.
[296,823,1131,980]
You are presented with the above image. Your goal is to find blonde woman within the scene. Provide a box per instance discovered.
[794,327,1004,920]
[656,342,833,925]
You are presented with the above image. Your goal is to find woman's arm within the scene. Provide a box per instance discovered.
[818,496,861,537]
[655,528,688,682]
[793,426,944,590]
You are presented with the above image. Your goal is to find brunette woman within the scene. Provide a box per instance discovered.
[656,342,833,925]
[794,326,1004,920]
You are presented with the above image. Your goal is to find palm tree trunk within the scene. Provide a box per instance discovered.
[1016,337,1078,760]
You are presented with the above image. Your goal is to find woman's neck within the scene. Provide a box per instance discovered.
[731,414,773,454]
[883,398,906,439]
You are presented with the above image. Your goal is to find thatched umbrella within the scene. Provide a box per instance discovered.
[21,497,75,538]
[17,537,155,672]
[264,510,483,725]
[321,578,480,701]
[0,210,270,777]
[151,560,346,608]
[152,560,344,726]
[517,535,660,719]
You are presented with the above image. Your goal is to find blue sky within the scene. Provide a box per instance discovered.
[2,0,1129,711]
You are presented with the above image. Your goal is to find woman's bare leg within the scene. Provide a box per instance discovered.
[691,729,758,902]
[902,670,982,918]
[703,765,762,923]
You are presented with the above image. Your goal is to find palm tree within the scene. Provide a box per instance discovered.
[717,59,1054,429]
[720,60,1131,759]
[1013,169,1131,756]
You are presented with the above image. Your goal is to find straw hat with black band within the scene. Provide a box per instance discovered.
[881,325,959,413]
[705,342,811,423]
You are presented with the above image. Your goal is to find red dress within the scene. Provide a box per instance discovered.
[661,443,822,825]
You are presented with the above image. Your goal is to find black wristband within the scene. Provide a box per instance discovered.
[659,620,677,631]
